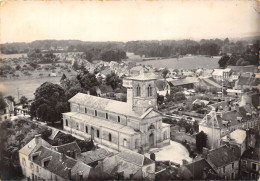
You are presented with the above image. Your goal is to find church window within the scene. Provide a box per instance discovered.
[109,133,112,141]
[136,85,141,96]
[95,110,97,116]
[148,85,152,97]
[123,139,127,147]
[118,116,120,123]
[85,126,88,133]
[76,122,79,130]
[65,119,68,126]
[97,130,100,138]
[85,108,87,113]
[106,113,108,119]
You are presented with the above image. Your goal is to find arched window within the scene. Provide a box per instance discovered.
[148,85,152,97]
[76,122,79,130]
[123,138,127,147]
[118,116,120,123]
[109,133,112,141]
[106,113,108,119]
[85,126,88,133]
[97,130,100,138]
[85,108,87,113]
[136,85,141,96]
[65,119,68,126]
[95,110,97,116]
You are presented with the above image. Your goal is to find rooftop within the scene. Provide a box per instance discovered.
[77,148,113,165]
[63,112,138,135]
[69,93,141,118]
[204,145,240,168]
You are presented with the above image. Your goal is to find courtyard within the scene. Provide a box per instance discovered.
[145,140,192,164]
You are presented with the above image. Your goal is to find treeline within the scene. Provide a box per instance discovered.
[0,40,125,54]
[218,40,259,67]
[125,38,257,57]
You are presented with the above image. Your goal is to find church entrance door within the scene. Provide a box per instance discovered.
[149,133,154,147]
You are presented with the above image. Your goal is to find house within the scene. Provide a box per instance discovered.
[155,80,171,96]
[19,135,52,179]
[199,108,258,149]
[50,73,57,77]
[62,71,171,152]
[95,85,114,97]
[178,158,218,180]
[220,129,247,156]
[197,145,241,179]
[230,71,240,82]
[96,149,155,180]
[51,141,81,157]
[239,147,260,180]
[19,135,108,181]
[169,77,199,89]
[212,68,231,82]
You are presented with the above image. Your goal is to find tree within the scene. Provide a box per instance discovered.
[218,54,230,68]
[85,51,93,62]
[32,82,69,124]
[162,68,169,79]
[39,127,52,140]
[196,131,207,153]
[6,96,15,105]
[157,94,165,105]
[223,38,230,44]
[105,72,122,90]
[19,96,28,106]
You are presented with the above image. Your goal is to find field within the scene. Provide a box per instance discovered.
[0,76,62,101]
[139,56,221,69]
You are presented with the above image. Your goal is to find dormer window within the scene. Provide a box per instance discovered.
[136,85,141,96]
[148,85,152,97]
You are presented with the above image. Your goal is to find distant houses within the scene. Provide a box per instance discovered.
[0,97,14,121]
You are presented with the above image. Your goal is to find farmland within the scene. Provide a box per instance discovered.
[139,56,221,69]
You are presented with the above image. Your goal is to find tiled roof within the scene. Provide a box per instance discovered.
[237,77,257,86]
[216,111,244,128]
[97,85,113,93]
[19,137,51,156]
[205,145,240,168]
[63,112,138,135]
[69,93,141,118]
[32,146,78,179]
[201,78,222,88]
[52,141,81,155]
[241,148,260,161]
[77,148,113,164]
[184,159,217,179]
[117,150,153,166]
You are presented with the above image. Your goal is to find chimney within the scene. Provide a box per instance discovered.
[34,134,41,145]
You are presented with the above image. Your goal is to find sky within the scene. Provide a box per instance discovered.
[0,0,260,43]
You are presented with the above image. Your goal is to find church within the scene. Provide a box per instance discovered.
[62,71,170,152]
